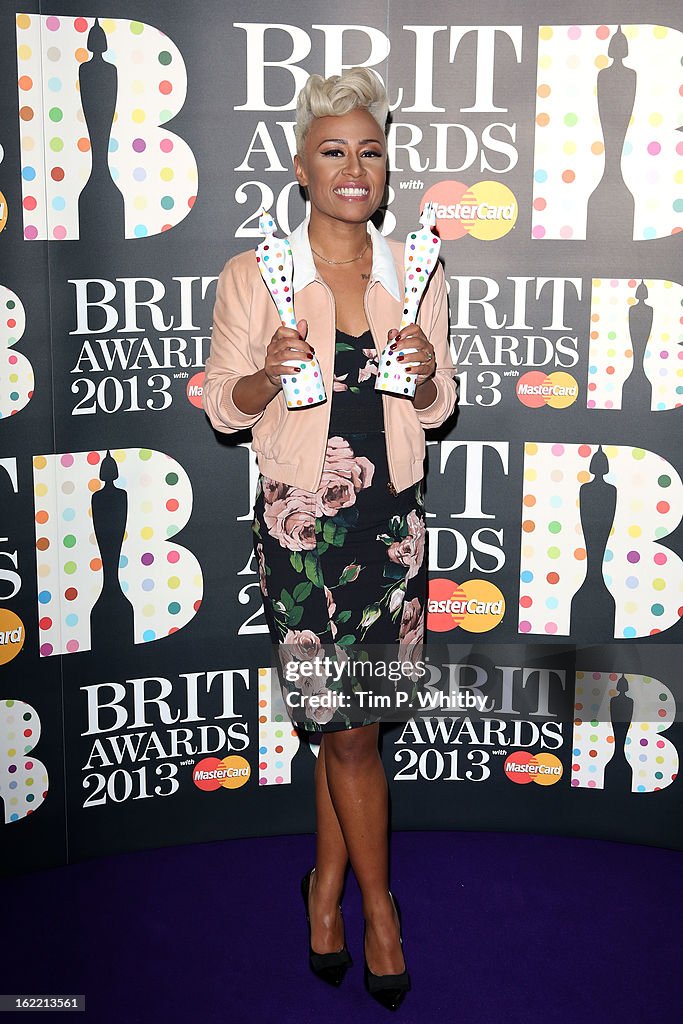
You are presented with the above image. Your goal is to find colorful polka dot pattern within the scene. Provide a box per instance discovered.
[533,25,683,240]
[588,278,683,410]
[1,699,48,822]
[257,667,299,786]
[280,358,326,408]
[256,210,326,408]
[376,202,441,398]
[0,286,34,418]
[16,14,196,240]
[255,209,297,329]
[375,346,419,397]
[572,671,678,790]
[33,449,203,655]
[519,443,683,637]
[400,202,441,330]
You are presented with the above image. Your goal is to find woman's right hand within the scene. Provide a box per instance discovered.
[264,319,313,388]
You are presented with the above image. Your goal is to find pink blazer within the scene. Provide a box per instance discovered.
[202,216,458,493]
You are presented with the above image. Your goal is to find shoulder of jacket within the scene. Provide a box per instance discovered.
[217,248,261,296]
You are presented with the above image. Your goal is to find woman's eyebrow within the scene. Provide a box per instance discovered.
[318,137,383,145]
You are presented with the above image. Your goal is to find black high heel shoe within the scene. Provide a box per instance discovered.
[301,868,352,986]
[363,891,411,1011]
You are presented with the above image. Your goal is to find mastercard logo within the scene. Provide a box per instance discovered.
[516,371,578,409]
[0,609,25,666]
[503,751,563,786]
[427,578,505,633]
[421,180,518,240]
[193,755,251,791]
[187,371,204,409]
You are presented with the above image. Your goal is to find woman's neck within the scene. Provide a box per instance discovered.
[307,214,370,264]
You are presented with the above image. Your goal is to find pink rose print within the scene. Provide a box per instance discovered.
[398,597,424,675]
[263,487,322,551]
[279,629,324,693]
[256,541,268,597]
[387,509,426,580]
[333,372,349,392]
[324,585,338,639]
[316,436,375,516]
[262,478,289,505]
[307,686,336,727]
[358,359,378,383]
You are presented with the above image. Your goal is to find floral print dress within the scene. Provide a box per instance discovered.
[251,328,427,732]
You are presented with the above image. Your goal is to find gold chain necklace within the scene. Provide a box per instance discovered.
[310,238,370,265]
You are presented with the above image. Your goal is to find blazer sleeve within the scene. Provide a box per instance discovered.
[415,259,458,429]
[202,254,266,433]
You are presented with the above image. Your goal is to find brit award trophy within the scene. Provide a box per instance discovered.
[375,201,441,398]
[255,210,326,409]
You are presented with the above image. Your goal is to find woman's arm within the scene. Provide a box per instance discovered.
[412,376,437,410]
[202,256,312,431]
[233,317,313,414]
[413,260,458,428]
[202,255,267,433]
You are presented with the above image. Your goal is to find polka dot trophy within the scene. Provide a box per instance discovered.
[254,209,326,410]
[375,200,441,398]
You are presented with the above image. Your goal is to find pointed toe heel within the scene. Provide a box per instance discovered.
[363,891,411,1011]
[301,868,352,987]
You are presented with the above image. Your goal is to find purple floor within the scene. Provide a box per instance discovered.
[5,829,682,1023]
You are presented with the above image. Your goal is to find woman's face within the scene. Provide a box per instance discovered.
[293,107,387,228]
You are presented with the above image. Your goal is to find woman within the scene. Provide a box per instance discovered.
[203,68,457,1010]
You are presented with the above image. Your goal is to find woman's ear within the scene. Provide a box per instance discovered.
[293,153,308,188]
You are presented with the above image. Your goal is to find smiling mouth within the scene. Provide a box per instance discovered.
[334,187,370,198]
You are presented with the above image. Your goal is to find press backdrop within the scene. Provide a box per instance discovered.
[1,0,683,874]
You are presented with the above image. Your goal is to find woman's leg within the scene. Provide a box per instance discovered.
[307,735,349,953]
[318,723,405,975]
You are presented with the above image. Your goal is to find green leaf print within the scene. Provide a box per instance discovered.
[383,562,408,580]
[304,551,324,588]
[293,580,313,603]
[287,605,304,627]
[334,507,360,527]
[279,588,295,610]
[335,341,355,352]
[290,551,304,573]
[325,522,348,547]
[337,634,356,646]
[322,521,338,544]
[336,609,352,623]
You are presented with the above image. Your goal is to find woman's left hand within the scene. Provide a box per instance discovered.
[387,324,436,386]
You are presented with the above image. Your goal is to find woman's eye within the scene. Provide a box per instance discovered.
[321,149,343,157]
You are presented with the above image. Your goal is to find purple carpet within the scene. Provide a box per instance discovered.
[5,829,681,1023]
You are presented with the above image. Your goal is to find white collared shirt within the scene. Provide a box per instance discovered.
[288,214,402,303]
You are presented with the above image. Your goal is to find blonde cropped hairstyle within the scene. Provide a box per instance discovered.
[294,67,390,156]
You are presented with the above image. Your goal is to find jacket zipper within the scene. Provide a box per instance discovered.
[364,282,398,494]
[313,274,337,492]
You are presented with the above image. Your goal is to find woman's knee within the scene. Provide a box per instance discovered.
[323,724,379,766]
